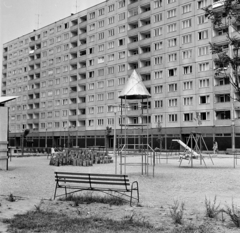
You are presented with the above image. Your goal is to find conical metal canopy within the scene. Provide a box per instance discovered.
[119,70,151,100]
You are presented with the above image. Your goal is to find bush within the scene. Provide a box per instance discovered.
[169,200,185,225]
[205,196,221,218]
[223,201,240,228]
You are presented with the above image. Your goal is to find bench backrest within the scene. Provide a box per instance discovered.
[55,172,130,190]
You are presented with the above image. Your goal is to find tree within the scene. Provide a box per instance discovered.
[203,0,240,101]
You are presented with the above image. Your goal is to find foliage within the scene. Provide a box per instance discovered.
[169,200,185,225]
[204,196,221,218]
[3,210,158,233]
[59,192,125,206]
[223,201,240,227]
[203,0,240,101]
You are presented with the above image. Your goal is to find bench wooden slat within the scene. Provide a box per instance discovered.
[57,185,130,192]
[56,179,130,186]
[56,176,129,182]
[55,172,128,178]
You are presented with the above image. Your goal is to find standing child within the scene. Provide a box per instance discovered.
[213,141,218,155]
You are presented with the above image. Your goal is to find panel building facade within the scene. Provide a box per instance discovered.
[1,0,239,149]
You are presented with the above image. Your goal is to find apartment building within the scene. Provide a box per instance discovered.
[1,0,238,150]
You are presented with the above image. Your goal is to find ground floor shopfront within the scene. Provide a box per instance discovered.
[8,125,240,151]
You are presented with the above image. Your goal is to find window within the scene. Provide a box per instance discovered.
[200,111,210,121]
[182,34,192,44]
[89,12,95,19]
[98,20,104,28]
[43,31,47,37]
[63,77,68,83]
[119,64,125,72]
[168,68,177,77]
[183,4,191,13]
[57,25,61,32]
[109,29,115,37]
[197,0,208,9]
[108,66,114,74]
[62,110,68,116]
[88,95,94,102]
[89,59,94,66]
[119,51,125,59]
[98,106,104,113]
[89,120,94,126]
[119,25,125,33]
[168,114,177,122]
[49,59,54,65]
[182,50,192,59]
[98,69,104,76]
[49,48,54,55]
[169,53,177,62]
[89,23,95,31]
[64,23,69,29]
[119,38,125,46]
[107,92,114,100]
[154,13,162,22]
[184,113,193,122]
[89,47,94,54]
[168,98,177,107]
[88,107,94,114]
[55,78,60,85]
[183,81,193,90]
[49,38,54,45]
[182,19,191,28]
[99,32,104,40]
[118,77,125,85]
[199,62,209,71]
[43,41,47,47]
[119,0,125,8]
[108,118,114,125]
[198,30,208,40]
[183,66,192,74]
[154,85,163,94]
[98,56,104,64]
[199,79,209,88]
[99,8,104,16]
[56,57,61,63]
[98,81,104,88]
[167,9,176,18]
[154,27,162,37]
[55,99,60,106]
[64,44,69,50]
[168,38,177,47]
[154,70,163,79]
[89,35,95,42]
[88,83,94,90]
[168,23,176,32]
[109,4,114,12]
[199,95,210,104]
[108,16,114,24]
[154,41,163,50]
[155,100,163,108]
[99,44,104,52]
[98,119,104,126]
[97,93,104,101]
[56,36,61,42]
[89,71,94,78]
[155,56,163,64]
[155,115,163,123]
[168,83,177,92]
[198,46,209,56]
[154,0,162,8]
[119,12,125,21]
[108,41,114,49]
[198,15,208,24]
[108,54,114,61]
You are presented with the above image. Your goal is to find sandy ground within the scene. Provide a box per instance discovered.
[0,154,240,232]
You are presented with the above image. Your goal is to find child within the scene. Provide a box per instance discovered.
[213,141,218,155]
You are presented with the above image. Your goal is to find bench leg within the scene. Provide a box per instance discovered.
[65,187,67,199]
[130,181,139,206]
[54,182,58,200]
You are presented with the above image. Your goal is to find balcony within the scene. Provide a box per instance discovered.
[70,24,78,32]
[128,54,139,62]
[212,34,228,44]
[70,47,78,53]
[70,35,78,43]
[70,58,78,64]
[79,32,87,40]
[214,84,231,92]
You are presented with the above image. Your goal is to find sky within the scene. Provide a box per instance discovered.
[0,0,103,91]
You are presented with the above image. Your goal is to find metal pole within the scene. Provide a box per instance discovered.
[114,110,117,174]
[45,129,47,148]
[64,128,66,148]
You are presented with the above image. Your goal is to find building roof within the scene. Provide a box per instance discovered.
[0,96,18,106]
[118,70,151,100]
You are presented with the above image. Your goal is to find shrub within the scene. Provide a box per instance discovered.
[169,200,185,225]
[205,196,221,218]
[223,201,240,228]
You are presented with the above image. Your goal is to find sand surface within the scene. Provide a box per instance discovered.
[0,155,240,232]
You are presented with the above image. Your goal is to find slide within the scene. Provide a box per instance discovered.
[172,139,199,157]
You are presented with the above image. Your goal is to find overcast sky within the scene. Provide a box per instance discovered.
[0,0,103,91]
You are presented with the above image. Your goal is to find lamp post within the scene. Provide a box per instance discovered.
[45,128,48,148]
[114,107,117,174]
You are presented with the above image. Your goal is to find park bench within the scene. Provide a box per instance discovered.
[54,172,139,206]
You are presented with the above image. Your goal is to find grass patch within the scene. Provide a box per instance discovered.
[223,201,240,228]
[205,196,221,218]
[169,200,185,225]
[3,210,159,233]
[59,192,126,206]
[171,222,214,233]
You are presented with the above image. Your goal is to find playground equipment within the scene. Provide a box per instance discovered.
[173,132,214,167]
[118,70,155,176]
